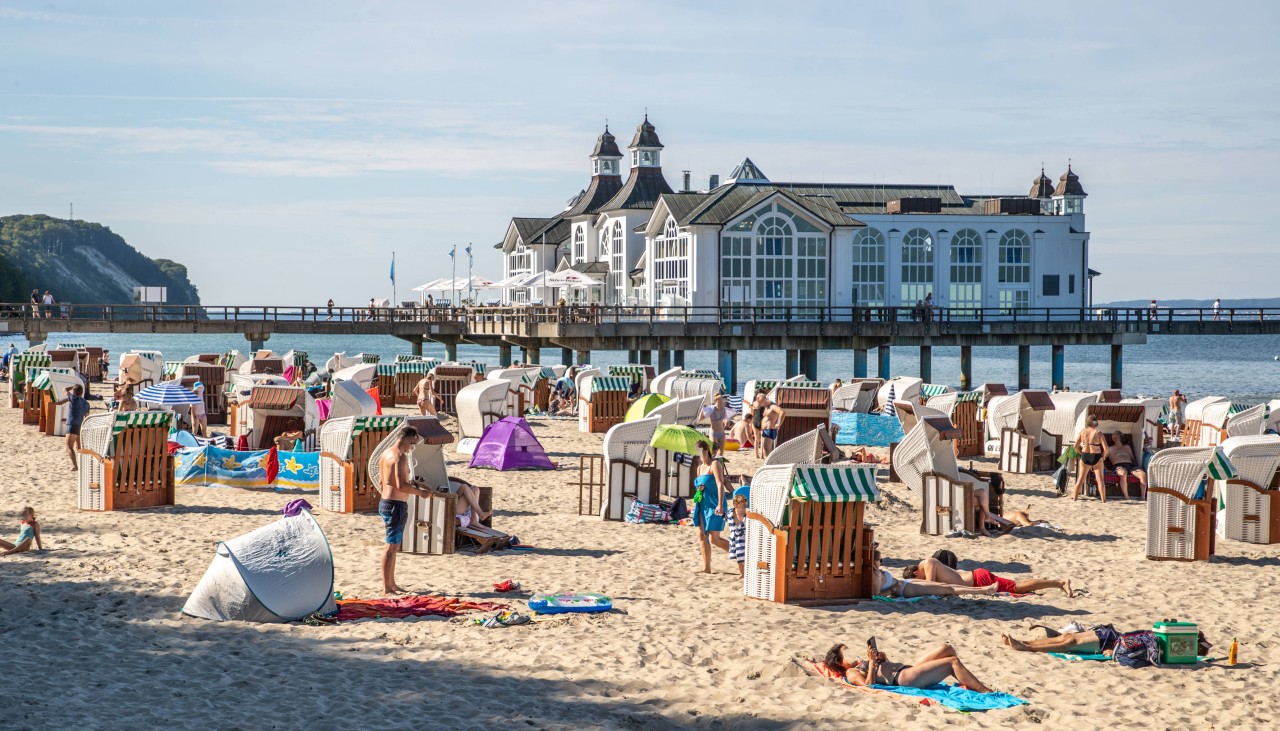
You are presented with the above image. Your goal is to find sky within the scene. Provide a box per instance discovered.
[1,1,1277,305]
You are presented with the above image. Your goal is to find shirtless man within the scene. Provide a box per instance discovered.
[1002,624,1124,656]
[1168,389,1187,435]
[376,428,441,594]
[905,556,1073,597]
[412,374,438,416]
[760,402,786,457]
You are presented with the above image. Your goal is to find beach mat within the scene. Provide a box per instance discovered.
[333,594,506,622]
[1049,652,1216,663]
[794,657,1028,712]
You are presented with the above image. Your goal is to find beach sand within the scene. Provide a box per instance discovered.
[2,383,1278,730]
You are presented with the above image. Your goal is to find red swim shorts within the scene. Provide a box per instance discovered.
[971,567,1016,593]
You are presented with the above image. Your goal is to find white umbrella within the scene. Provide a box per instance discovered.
[467,276,500,289]
[492,274,527,288]
[516,271,552,288]
[546,270,603,287]
[412,279,449,293]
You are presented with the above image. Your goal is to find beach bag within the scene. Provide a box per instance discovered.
[667,497,689,521]
[1113,630,1161,668]
[1052,465,1068,494]
[625,501,671,524]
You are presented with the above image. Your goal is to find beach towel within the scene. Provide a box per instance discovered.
[795,657,1027,712]
[333,594,505,622]
[1048,652,1216,663]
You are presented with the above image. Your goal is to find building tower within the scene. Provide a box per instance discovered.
[1029,166,1055,214]
[1051,164,1087,215]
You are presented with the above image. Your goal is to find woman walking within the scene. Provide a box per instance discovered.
[692,442,729,573]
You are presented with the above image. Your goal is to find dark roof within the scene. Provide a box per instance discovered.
[629,114,663,149]
[1029,168,1055,198]
[570,261,609,275]
[512,217,555,243]
[564,173,624,218]
[591,126,622,158]
[1054,165,1087,197]
[661,184,861,229]
[528,217,570,246]
[600,167,674,212]
[727,157,768,183]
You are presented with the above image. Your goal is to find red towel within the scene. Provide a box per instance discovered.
[333,594,505,622]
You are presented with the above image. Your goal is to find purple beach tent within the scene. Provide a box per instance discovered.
[468,416,555,471]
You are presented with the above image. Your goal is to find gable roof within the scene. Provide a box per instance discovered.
[599,167,674,212]
[657,184,862,230]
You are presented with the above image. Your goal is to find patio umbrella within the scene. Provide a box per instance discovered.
[649,424,713,455]
[135,381,203,406]
[625,393,671,422]
[546,270,603,287]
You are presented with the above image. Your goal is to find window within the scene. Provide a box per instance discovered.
[652,217,689,303]
[599,228,610,259]
[851,228,886,307]
[997,230,1031,284]
[948,228,983,316]
[999,289,1029,312]
[1069,274,1076,294]
[1043,274,1060,297]
[609,221,625,304]
[900,228,935,305]
[718,201,828,318]
[572,227,585,262]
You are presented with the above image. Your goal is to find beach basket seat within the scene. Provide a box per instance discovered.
[927,391,985,457]
[431,365,474,415]
[764,427,825,466]
[654,446,697,499]
[365,417,500,554]
[533,367,556,412]
[1224,404,1266,441]
[1072,404,1151,500]
[83,346,105,382]
[1179,396,1227,447]
[1218,436,1280,545]
[601,417,661,521]
[892,415,1003,535]
[582,376,630,434]
[772,386,831,446]
[744,463,879,605]
[179,363,229,425]
[831,381,879,413]
[250,357,284,376]
[374,364,398,407]
[455,379,511,440]
[77,411,175,511]
[33,369,82,436]
[1145,446,1222,561]
[875,377,922,412]
[9,352,51,410]
[319,416,403,513]
[1122,397,1167,450]
[393,360,434,406]
[607,364,655,392]
[996,390,1058,473]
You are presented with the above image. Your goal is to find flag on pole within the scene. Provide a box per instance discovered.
[449,246,456,259]
[464,244,472,257]
[389,253,396,284]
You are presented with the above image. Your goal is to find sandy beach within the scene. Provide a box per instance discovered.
[2,382,1278,730]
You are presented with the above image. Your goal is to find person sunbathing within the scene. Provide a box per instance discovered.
[1,507,43,556]
[1103,432,1147,499]
[872,551,997,599]
[727,416,753,448]
[904,556,1074,597]
[1001,624,1124,656]
[824,641,991,693]
[846,446,884,464]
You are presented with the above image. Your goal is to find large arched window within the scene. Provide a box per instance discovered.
[900,228,934,305]
[652,216,689,303]
[719,201,827,317]
[997,229,1031,311]
[850,228,886,307]
[599,227,610,258]
[609,221,625,304]
[572,227,585,262]
[949,228,983,315]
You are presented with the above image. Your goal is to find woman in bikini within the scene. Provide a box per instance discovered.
[1072,415,1106,501]
[413,374,439,416]
[824,641,992,692]
[751,390,770,458]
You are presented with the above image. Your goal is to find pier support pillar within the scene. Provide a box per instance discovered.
[877,346,891,380]
[919,346,932,383]
[673,351,685,368]
[1017,345,1031,390]
[498,344,512,367]
[798,350,818,380]
[718,349,738,396]
[576,350,591,365]
[638,350,653,365]
[445,341,458,361]
[1051,344,1065,390]
[959,346,972,391]
[23,330,46,347]
[245,331,271,354]
[785,349,800,379]
[853,348,868,379]
[1110,344,1123,389]
[522,346,541,365]
[561,347,573,367]
[657,350,671,372]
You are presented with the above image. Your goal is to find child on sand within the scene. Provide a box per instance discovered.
[727,493,748,576]
[1,507,43,556]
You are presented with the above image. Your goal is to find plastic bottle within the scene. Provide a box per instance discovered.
[1229,638,1238,666]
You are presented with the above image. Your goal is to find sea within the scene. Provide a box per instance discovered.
[9,332,1280,404]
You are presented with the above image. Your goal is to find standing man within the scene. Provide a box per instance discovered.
[1168,389,1187,436]
[1213,298,1222,321]
[376,428,438,595]
[1148,299,1158,320]
[55,385,91,470]
[326,298,334,321]
[30,289,40,318]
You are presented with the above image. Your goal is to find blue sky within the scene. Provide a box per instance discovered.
[1,1,1276,304]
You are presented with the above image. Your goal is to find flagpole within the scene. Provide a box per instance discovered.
[467,243,474,303]
[391,251,396,306]
[451,245,457,306]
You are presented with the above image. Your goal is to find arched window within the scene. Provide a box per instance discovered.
[850,228,886,307]
[610,221,625,304]
[949,228,983,315]
[664,217,677,240]
[573,227,585,262]
[599,228,610,258]
[900,228,934,305]
[653,216,689,302]
[997,230,1031,284]
[719,201,827,318]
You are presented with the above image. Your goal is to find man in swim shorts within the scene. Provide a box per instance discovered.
[905,556,1074,597]
[377,428,440,595]
[1001,624,1124,655]
[760,401,785,457]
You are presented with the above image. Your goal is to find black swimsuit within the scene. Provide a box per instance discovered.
[752,405,765,429]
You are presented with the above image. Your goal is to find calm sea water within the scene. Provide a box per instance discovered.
[11,332,1280,404]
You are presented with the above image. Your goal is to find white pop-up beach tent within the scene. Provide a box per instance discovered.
[182,509,337,623]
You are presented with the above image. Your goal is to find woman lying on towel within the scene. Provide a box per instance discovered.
[903,556,1074,597]
[1,507,42,556]
[872,551,997,599]
[824,641,992,693]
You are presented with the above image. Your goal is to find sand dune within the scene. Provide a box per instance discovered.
[1,384,1277,729]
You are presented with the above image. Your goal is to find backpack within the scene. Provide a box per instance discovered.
[667,497,690,521]
[1113,630,1161,668]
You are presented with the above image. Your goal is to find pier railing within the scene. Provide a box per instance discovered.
[2,302,1276,331]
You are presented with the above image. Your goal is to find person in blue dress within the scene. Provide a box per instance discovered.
[693,442,730,573]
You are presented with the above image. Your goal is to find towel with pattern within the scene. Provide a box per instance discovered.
[794,657,1028,712]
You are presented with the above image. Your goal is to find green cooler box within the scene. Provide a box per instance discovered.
[1153,621,1199,664]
